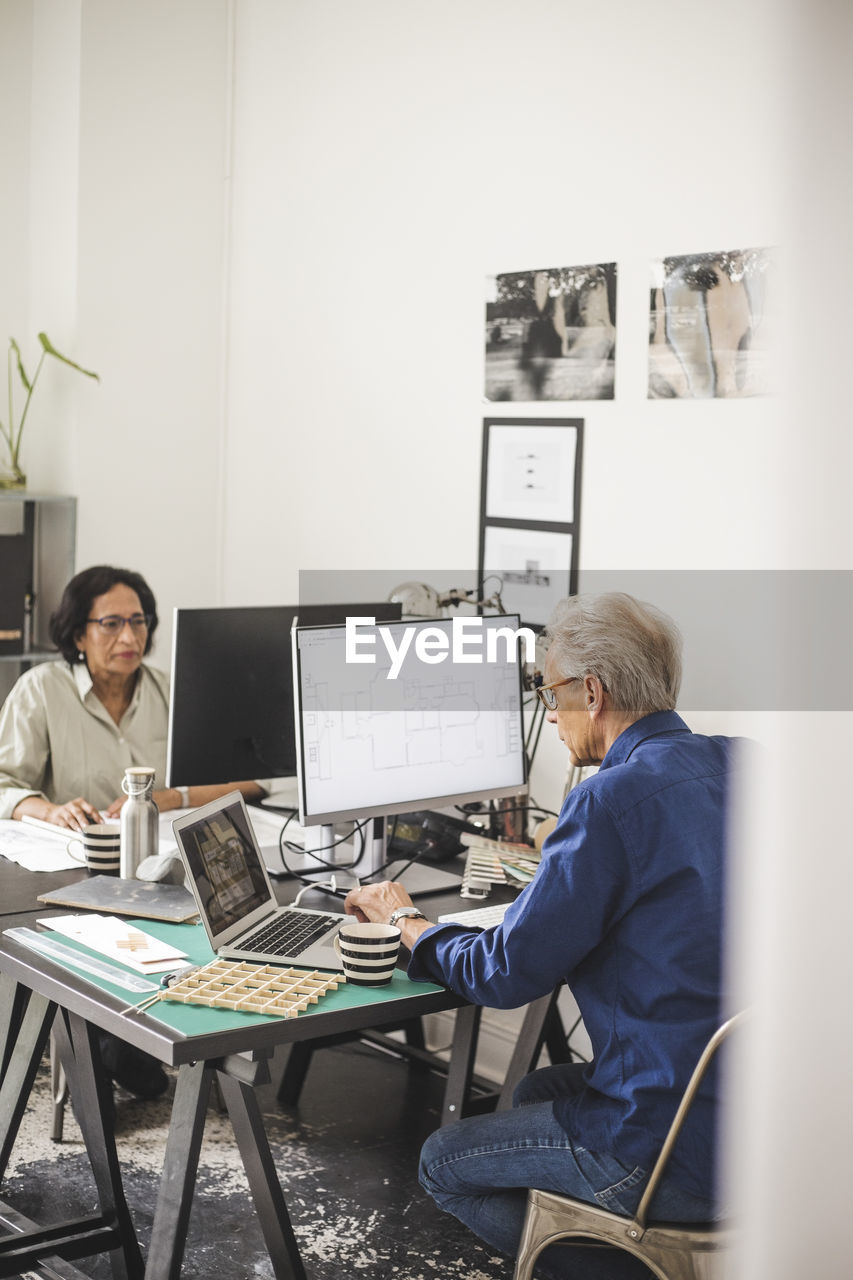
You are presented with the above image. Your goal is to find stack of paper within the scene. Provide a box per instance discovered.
[0,819,82,872]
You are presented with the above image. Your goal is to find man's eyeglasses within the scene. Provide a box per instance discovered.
[87,614,151,635]
[535,675,580,710]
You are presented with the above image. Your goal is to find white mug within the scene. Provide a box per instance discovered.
[334,922,401,986]
[67,822,122,875]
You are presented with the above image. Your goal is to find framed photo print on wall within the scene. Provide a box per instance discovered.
[648,246,774,399]
[485,264,616,402]
[478,417,583,629]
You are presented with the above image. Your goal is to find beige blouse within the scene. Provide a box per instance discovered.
[0,660,170,819]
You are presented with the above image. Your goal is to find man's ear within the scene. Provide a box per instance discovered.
[584,674,605,717]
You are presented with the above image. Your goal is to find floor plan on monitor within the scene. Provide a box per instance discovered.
[296,617,526,819]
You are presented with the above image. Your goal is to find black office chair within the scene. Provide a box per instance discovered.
[513,1012,744,1280]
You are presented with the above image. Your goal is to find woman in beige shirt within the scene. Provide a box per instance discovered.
[0,564,265,1101]
[0,564,263,829]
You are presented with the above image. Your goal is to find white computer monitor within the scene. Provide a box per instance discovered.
[292,614,528,830]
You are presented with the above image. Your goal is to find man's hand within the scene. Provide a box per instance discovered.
[344,880,435,951]
[344,880,415,924]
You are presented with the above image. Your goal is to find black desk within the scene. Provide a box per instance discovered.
[0,859,564,1279]
[0,864,86,920]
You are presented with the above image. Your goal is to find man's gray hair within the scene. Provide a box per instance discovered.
[545,592,683,717]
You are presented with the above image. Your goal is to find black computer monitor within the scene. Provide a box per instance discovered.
[166,601,402,787]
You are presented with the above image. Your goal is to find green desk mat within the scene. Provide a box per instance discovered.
[41,918,445,1037]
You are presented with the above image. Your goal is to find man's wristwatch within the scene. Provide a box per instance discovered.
[388,906,427,928]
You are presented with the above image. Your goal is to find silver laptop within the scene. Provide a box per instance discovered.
[172,791,342,969]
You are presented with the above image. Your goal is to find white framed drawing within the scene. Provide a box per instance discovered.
[484,420,580,524]
[482,526,575,628]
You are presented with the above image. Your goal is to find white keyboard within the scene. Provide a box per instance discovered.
[437,902,509,929]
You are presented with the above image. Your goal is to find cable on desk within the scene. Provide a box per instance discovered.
[456,799,559,834]
[484,801,560,822]
[356,816,424,885]
[524,694,548,769]
[275,810,469,894]
[276,811,369,889]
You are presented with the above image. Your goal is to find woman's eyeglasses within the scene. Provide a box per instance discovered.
[86,614,151,634]
[535,675,580,710]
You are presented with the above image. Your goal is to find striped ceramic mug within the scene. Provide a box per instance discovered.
[334,921,401,986]
[66,822,122,875]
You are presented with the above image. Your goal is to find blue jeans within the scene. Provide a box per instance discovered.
[419,1063,716,1280]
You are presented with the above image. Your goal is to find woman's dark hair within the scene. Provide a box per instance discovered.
[49,565,159,665]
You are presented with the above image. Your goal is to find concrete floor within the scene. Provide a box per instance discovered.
[3,1039,514,1279]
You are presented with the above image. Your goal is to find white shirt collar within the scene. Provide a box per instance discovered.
[72,660,94,700]
[72,660,146,712]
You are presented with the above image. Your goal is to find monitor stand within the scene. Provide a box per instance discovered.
[290,817,462,898]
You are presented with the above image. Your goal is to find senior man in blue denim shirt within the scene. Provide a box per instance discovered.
[345,592,742,1279]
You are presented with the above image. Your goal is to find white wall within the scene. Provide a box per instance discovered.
[73,0,231,634]
[224,0,785,597]
[0,2,34,345]
[1,0,231,662]
[724,4,853,1277]
[25,0,82,490]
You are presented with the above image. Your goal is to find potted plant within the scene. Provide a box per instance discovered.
[1,332,99,490]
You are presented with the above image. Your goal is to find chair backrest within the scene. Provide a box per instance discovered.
[633,1010,746,1231]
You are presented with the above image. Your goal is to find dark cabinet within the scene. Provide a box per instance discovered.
[0,492,76,701]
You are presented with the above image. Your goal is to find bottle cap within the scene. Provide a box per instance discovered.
[122,765,157,798]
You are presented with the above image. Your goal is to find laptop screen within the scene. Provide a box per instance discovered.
[175,795,274,938]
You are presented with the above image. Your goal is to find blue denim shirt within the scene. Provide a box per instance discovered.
[408,711,743,1198]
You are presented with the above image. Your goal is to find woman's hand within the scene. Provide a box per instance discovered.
[106,788,176,818]
[106,783,261,820]
[16,796,102,831]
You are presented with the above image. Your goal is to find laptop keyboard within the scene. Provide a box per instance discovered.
[241,909,339,958]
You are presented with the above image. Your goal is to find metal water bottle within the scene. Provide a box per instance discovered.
[120,766,158,878]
